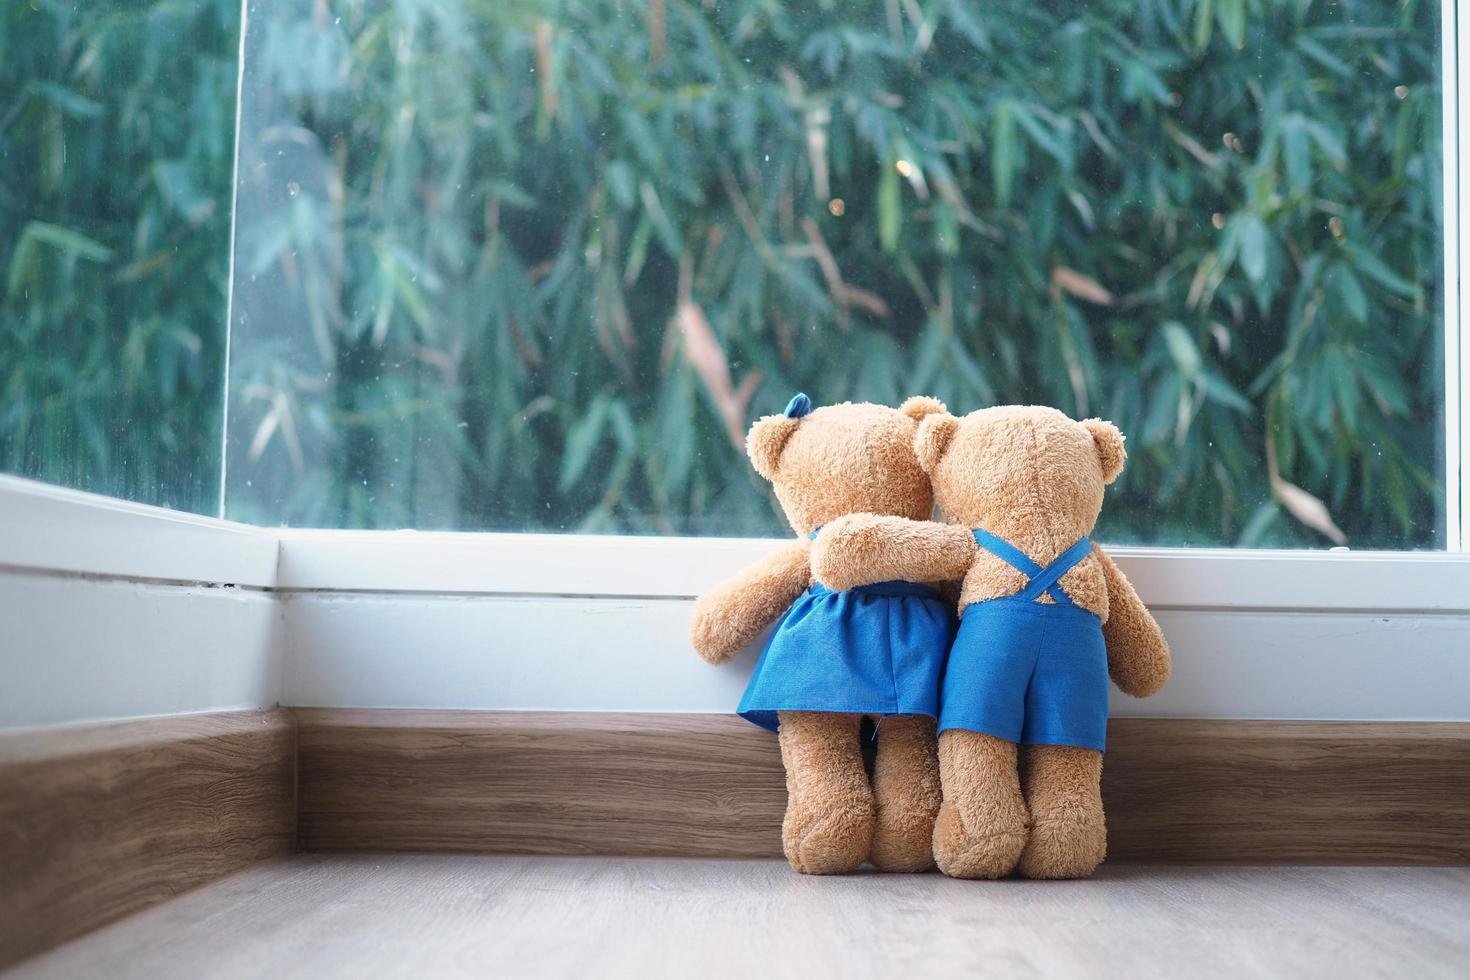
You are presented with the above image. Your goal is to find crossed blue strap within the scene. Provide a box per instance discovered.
[971,528,1092,605]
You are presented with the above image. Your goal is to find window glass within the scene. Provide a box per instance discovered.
[1,0,239,513]
[225,1,1443,546]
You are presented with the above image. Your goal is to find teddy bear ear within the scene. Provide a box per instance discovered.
[746,415,801,481]
[913,413,960,474]
[898,395,948,421]
[1081,418,1126,484]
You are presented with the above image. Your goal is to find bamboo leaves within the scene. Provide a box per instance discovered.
[878,162,902,252]
[990,100,1019,208]
[2,0,1443,547]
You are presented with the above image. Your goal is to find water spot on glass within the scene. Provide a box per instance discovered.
[287,181,300,197]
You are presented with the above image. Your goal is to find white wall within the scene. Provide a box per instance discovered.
[0,569,283,730]
[5,570,1469,729]
[283,592,1470,721]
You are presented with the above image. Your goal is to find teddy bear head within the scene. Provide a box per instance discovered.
[746,395,949,537]
[912,405,1125,541]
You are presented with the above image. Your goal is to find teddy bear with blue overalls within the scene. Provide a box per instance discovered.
[811,405,1172,879]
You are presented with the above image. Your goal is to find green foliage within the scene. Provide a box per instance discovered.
[4,0,1446,547]
[1,0,239,512]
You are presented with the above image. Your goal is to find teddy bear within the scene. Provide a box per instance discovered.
[689,393,958,875]
[808,405,1171,879]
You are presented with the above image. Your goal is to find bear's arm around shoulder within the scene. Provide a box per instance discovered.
[1095,545,1171,697]
[689,539,812,666]
[810,513,976,592]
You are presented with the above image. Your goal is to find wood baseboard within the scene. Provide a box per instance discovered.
[5,708,1466,967]
[0,709,295,969]
[294,709,1470,865]
[1103,720,1470,862]
[294,709,786,858]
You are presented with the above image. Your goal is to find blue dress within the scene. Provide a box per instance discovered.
[737,576,956,733]
[938,530,1110,751]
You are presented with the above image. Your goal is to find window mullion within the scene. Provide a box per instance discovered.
[1444,0,1466,551]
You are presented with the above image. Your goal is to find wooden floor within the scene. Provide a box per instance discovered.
[9,856,1470,979]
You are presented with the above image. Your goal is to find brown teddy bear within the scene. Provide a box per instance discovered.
[689,393,957,875]
[809,405,1171,879]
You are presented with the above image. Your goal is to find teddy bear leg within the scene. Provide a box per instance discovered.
[1016,744,1106,879]
[932,730,1029,879]
[868,715,941,872]
[776,710,874,875]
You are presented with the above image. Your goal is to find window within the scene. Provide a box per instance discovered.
[3,1,1459,552]
[1,0,240,515]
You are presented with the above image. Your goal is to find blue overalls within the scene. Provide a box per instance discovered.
[737,530,956,733]
[938,529,1110,752]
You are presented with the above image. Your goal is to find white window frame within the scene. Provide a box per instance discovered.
[2,474,1467,615]
[0,0,1466,609]
[1445,0,1466,551]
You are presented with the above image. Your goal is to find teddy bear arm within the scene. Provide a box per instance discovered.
[1096,546,1171,698]
[810,513,977,591]
[689,540,812,665]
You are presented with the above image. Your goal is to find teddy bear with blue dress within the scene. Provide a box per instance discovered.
[810,405,1173,879]
[689,393,957,875]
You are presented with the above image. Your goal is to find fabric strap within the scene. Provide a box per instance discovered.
[971,528,1092,606]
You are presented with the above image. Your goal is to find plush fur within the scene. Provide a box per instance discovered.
[689,397,948,874]
[869,714,944,872]
[809,405,1171,879]
[776,711,874,874]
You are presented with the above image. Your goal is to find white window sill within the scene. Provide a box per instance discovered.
[3,473,1469,613]
[5,474,1470,729]
[0,475,276,588]
[273,528,1470,614]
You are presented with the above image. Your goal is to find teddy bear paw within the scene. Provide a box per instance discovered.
[783,800,875,875]
[931,801,1029,879]
[1016,805,1106,879]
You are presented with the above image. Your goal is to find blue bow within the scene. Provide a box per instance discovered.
[784,393,813,419]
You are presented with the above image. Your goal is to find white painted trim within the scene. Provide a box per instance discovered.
[274,530,790,598]
[3,476,1468,730]
[1,568,283,730]
[1454,0,1470,551]
[0,474,277,588]
[282,593,1470,721]
[219,0,251,520]
[274,529,1470,613]
[4,474,1470,614]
